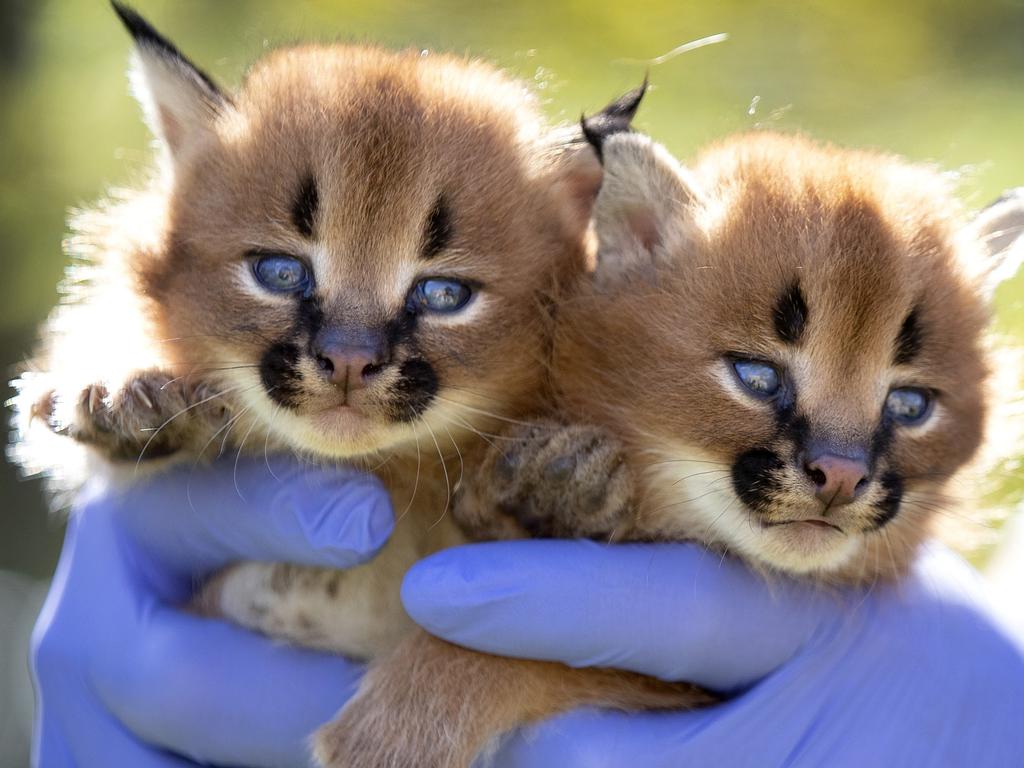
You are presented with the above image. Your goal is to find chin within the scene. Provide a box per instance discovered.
[250,398,420,460]
[751,522,863,575]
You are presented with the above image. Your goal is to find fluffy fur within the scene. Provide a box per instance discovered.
[9,6,690,766]
[329,131,1024,765]
[12,7,1023,768]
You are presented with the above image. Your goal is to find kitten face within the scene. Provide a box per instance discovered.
[127,31,588,457]
[559,133,998,579]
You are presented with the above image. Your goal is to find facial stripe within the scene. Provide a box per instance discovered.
[295,295,326,354]
[422,196,453,259]
[894,308,923,365]
[772,281,808,344]
[291,175,319,239]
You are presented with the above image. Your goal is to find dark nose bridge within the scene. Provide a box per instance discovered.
[313,323,387,359]
[309,297,390,389]
[310,289,390,357]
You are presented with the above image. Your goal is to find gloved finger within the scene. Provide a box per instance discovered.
[93,607,360,768]
[486,705,806,768]
[33,648,198,768]
[403,540,838,691]
[89,455,393,582]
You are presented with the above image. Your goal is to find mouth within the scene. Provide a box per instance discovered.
[308,402,373,431]
[764,518,845,534]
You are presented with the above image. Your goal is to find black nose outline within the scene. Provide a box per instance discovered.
[311,326,390,388]
[800,443,872,508]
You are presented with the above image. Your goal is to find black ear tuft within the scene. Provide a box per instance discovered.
[581,77,648,161]
[111,1,225,103]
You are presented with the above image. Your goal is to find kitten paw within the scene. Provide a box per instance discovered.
[456,420,635,540]
[39,370,231,462]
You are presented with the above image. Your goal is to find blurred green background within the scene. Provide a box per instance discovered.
[0,0,1022,764]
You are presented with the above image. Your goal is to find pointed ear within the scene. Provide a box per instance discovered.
[968,188,1024,297]
[112,2,229,160]
[545,83,648,253]
[589,130,704,287]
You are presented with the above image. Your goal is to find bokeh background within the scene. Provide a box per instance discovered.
[1,0,1022,764]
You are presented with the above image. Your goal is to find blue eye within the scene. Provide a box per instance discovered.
[253,255,311,294]
[410,278,473,313]
[885,387,932,424]
[732,359,781,397]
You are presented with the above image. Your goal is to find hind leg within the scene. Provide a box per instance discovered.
[313,630,712,768]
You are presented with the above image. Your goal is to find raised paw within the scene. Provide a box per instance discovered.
[38,370,231,462]
[455,420,635,541]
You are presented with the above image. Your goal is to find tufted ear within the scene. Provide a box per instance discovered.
[545,83,648,257]
[969,188,1024,297]
[588,127,704,287]
[112,2,230,162]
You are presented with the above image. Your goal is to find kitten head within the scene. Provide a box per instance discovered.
[558,129,1020,581]
[112,4,611,459]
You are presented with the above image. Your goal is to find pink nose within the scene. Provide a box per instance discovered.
[315,347,382,390]
[803,453,869,508]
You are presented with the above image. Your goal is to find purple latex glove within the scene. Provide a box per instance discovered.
[403,540,1024,767]
[31,457,392,768]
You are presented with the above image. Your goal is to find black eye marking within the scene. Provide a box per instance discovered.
[869,471,904,529]
[392,358,438,421]
[731,449,786,513]
[422,196,453,259]
[894,308,923,365]
[296,294,325,341]
[291,175,319,239]
[260,341,302,408]
[385,308,419,354]
[772,281,808,344]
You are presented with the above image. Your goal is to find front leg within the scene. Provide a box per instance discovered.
[454,420,636,541]
[191,522,422,659]
[32,368,231,462]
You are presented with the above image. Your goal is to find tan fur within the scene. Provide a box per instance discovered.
[552,131,993,583]
[330,131,1016,767]
[8,15,634,768]
[314,630,709,768]
[12,11,1017,768]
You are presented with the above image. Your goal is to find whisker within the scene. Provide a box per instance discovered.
[133,382,254,471]
[396,430,422,526]
[264,402,283,481]
[671,468,732,486]
[233,412,262,501]
[443,425,465,494]
[424,421,451,530]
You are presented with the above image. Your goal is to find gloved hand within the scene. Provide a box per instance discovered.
[31,457,393,768]
[403,540,1024,767]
